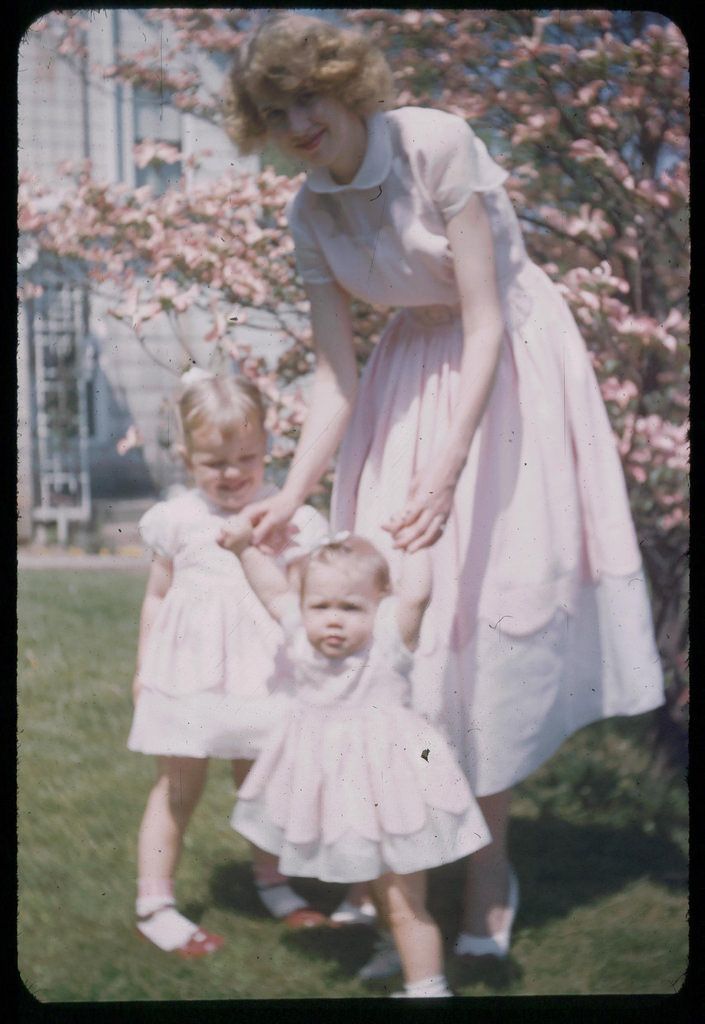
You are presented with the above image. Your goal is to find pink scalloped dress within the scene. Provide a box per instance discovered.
[127,486,329,759]
[288,106,664,796]
[231,596,491,882]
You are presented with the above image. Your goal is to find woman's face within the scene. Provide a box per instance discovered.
[257,91,367,182]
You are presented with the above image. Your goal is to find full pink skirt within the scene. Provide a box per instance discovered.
[331,263,664,795]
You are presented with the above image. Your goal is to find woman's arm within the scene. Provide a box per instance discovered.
[385,193,505,551]
[395,548,433,651]
[218,516,292,623]
[132,554,173,703]
[248,281,358,548]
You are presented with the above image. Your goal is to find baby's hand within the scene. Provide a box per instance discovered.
[217,514,254,556]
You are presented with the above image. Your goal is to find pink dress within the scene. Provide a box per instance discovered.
[288,106,664,797]
[231,596,491,883]
[127,485,329,759]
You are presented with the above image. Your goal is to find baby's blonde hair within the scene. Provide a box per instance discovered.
[301,534,391,597]
[178,376,266,451]
[227,12,395,154]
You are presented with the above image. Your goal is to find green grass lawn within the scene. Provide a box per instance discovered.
[17,569,688,1001]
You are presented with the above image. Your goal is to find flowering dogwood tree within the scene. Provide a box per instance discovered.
[18,9,689,756]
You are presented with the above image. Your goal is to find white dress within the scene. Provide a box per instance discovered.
[288,106,664,796]
[232,597,492,883]
[127,486,329,759]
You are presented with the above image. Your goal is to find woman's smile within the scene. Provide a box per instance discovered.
[296,128,326,153]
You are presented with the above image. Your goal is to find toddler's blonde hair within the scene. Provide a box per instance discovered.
[227,12,395,154]
[177,376,266,451]
[301,534,391,597]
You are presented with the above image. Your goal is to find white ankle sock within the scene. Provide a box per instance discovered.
[255,881,308,919]
[404,974,452,998]
[136,905,199,951]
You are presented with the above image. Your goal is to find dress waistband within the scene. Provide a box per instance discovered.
[405,304,461,327]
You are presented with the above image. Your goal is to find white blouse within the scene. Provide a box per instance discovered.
[287,106,525,311]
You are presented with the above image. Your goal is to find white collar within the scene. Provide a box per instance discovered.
[305,113,392,194]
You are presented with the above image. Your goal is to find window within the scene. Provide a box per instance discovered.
[132,85,183,194]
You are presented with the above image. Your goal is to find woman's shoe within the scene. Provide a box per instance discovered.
[357,932,402,980]
[454,867,519,960]
[330,897,377,927]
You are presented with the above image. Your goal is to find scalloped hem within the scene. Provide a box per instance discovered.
[231,802,491,883]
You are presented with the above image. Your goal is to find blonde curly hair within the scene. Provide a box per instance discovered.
[178,376,266,451]
[227,12,395,154]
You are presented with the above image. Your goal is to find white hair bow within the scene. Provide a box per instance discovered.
[310,530,351,553]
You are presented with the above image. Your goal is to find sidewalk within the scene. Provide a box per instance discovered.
[18,546,151,571]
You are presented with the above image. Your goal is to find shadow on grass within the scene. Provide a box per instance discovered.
[209,860,349,922]
[205,813,686,983]
[428,813,687,938]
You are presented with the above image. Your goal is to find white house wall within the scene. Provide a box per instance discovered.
[19,9,285,526]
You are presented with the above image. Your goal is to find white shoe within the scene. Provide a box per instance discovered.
[357,933,402,981]
[330,898,377,927]
[454,867,520,959]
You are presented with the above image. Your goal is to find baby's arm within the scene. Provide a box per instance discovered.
[395,548,433,651]
[133,554,173,702]
[218,515,292,623]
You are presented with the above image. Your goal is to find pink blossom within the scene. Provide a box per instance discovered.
[116,425,144,456]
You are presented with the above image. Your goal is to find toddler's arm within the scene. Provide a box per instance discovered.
[133,554,173,702]
[395,548,433,651]
[218,515,292,623]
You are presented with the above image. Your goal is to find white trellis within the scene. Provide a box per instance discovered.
[27,278,93,545]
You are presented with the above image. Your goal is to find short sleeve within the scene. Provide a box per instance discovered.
[287,190,335,286]
[425,113,509,224]
[138,502,179,559]
[281,504,331,566]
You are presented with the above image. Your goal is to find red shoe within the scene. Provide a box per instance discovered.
[283,908,329,930]
[175,927,225,958]
[136,924,225,958]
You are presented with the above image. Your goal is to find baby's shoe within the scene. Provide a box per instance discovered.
[330,897,377,927]
[357,931,402,981]
[136,900,224,958]
[454,866,520,960]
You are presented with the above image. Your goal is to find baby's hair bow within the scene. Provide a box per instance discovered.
[310,530,352,553]
[180,365,215,386]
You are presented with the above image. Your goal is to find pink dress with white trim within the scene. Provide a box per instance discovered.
[288,106,664,796]
[127,486,329,759]
[231,596,491,883]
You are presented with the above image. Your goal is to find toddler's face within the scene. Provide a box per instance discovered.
[301,562,382,659]
[186,422,266,512]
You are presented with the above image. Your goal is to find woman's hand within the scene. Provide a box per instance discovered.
[217,513,255,556]
[383,467,455,552]
[243,491,300,554]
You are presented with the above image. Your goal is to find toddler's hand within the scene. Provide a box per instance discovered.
[218,514,254,555]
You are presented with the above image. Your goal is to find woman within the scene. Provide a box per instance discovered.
[227,12,664,968]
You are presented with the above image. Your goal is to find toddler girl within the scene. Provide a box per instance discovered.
[217,523,492,997]
[127,371,332,956]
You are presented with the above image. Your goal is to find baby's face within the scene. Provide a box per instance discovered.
[301,563,382,659]
[187,422,266,512]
